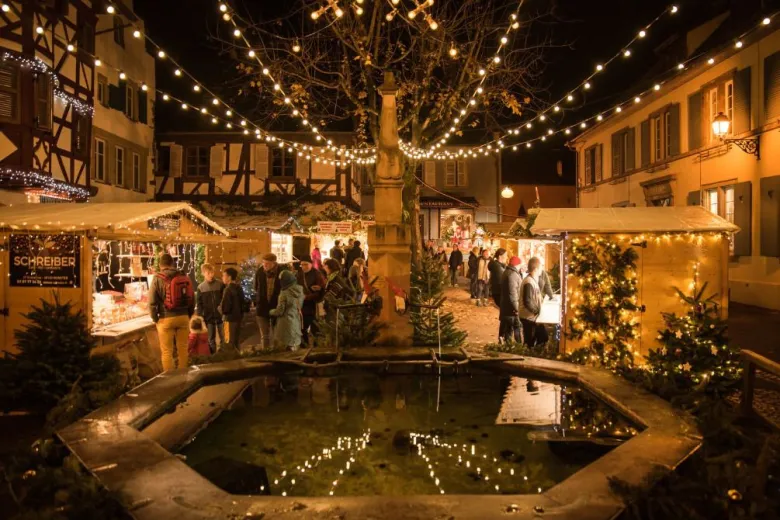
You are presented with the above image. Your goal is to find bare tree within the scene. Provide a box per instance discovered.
[216,0,551,263]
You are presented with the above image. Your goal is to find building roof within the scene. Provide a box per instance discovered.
[529,206,740,235]
[0,202,229,235]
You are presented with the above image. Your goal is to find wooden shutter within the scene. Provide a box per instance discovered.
[595,144,603,182]
[764,52,780,120]
[424,160,436,186]
[0,62,19,122]
[584,147,592,183]
[611,132,622,176]
[688,91,703,151]
[640,120,650,167]
[668,103,681,156]
[137,89,148,124]
[445,161,456,186]
[686,190,701,206]
[296,154,309,181]
[35,74,51,130]
[760,176,780,257]
[625,128,635,171]
[169,144,183,178]
[209,144,224,179]
[733,181,752,257]
[108,82,126,112]
[457,160,467,186]
[734,67,751,134]
[254,143,269,179]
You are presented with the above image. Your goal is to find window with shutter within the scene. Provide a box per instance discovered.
[97,75,107,106]
[94,138,106,181]
[124,84,135,120]
[652,115,662,161]
[78,21,95,54]
[113,16,125,47]
[209,145,224,179]
[185,146,209,177]
[115,146,125,187]
[595,144,602,181]
[444,161,456,186]
[271,148,295,177]
[584,147,593,184]
[72,112,91,159]
[254,144,269,179]
[734,67,751,134]
[640,119,650,167]
[611,128,633,176]
[35,73,52,131]
[765,52,780,121]
[0,62,20,123]
[137,89,147,124]
[725,80,734,135]
[611,133,622,176]
[688,91,703,151]
[707,87,718,143]
[424,160,436,186]
[668,103,681,156]
[457,160,467,186]
[760,176,780,257]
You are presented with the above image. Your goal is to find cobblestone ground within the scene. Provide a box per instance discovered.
[442,277,501,350]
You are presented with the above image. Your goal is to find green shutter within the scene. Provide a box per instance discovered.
[108,82,126,112]
[668,103,680,156]
[734,67,751,134]
[137,89,147,124]
[733,181,751,257]
[640,120,650,167]
[687,91,702,151]
[625,127,635,171]
[686,190,701,206]
[764,53,780,120]
[760,176,780,257]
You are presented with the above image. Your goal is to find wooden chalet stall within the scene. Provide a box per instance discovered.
[525,207,738,358]
[0,203,229,374]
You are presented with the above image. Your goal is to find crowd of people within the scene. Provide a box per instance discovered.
[425,240,555,347]
[147,240,369,372]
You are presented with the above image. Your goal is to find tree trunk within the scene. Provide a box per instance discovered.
[408,121,424,268]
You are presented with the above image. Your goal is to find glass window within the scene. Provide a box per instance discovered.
[653,115,662,161]
[708,87,718,142]
[113,16,125,47]
[271,148,295,177]
[725,80,734,135]
[706,188,719,215]
[133,153,141,191]
[185,146,209,177]
[124,84,135,120]
[94,138,106,181]
[115,146,125,186]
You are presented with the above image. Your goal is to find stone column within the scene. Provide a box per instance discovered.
[368,72,413,345]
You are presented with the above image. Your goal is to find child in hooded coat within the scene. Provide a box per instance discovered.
[269,270,304,351]
[188,316,211,357]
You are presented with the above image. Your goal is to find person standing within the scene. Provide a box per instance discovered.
[311,245,323,271]
[220,267,245,349]
[253,253,288,349]
[434,246,448,271]
[345,240,365,273]
[488,248,507,307]
[475,248,491,307]
[329,240,345,270]
[499,256,523,344]
[518,257,549,347]
[467,247,480,298]
[269,271,304,351]
[298,255,326,346]
[196,263,224,354]
[149,253,194,371]
[538,268,554,300]
[323,258,354,306]
[448,243,463,287]
[348,257,367,301]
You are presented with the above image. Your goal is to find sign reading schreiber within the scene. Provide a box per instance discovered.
[10,235,80,288]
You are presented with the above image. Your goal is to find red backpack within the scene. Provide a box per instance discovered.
[157,271,194,311]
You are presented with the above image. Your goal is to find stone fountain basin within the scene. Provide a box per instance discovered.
[57,356,701,519]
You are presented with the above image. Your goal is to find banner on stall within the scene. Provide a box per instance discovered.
[10,234,81,287]
[317,221,353,234]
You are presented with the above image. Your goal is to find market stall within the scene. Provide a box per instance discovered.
[313,219,369,263]
[523,206,738,358]
[0,203,229,362]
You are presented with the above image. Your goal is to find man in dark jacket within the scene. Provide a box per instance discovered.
[297,255,326,346]
[488,248,507,307]
[220,267,245,349]
[467,247,480,298]
[196,263,224,354]
[448,244,463,287]
[329,240,345,270]
[149,253,194,371]
[345,240,365,273]
[254,253,288,348]
[499,256,523,344]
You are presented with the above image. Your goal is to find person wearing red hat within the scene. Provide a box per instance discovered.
[498,256,523,344]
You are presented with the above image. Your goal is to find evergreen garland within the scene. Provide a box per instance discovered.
[194,244,206,284]
[566,237,640,371]
[409,253,467,347]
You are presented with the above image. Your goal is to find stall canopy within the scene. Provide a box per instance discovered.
[0,202,229,236]
[212,215,306,234]
[528,207,740,235]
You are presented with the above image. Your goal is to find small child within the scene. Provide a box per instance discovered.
[220,267,245,349]
[188,316,211,357]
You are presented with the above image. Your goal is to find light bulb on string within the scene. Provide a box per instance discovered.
[106,4,115,13]
[133,29,141,38]
[174,69,182,76]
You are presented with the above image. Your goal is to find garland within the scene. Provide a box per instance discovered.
[566,236,640,370]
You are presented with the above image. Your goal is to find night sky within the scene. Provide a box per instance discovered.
[132,0,767,185]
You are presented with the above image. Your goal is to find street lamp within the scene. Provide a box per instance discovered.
[711,112,760,158]
[501,186,514,199]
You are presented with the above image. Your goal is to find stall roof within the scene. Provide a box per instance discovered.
[212,215,305,233]
[0,202,229,235]
[529,207,740,235]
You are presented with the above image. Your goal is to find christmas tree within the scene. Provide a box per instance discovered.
[0,293,97,412]
[239,257,259,307]
[409,253,467,348]
[315,291,385,348]
[642,282,740,393]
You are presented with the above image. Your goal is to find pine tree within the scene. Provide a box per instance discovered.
[315,292,385,348]
[643,282,740,392]
[409,253,467,348]
[0,293,96,412]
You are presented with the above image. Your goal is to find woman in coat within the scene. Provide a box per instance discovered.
[269,270,304,351]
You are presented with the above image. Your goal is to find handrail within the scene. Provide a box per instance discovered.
[740,349,780,417]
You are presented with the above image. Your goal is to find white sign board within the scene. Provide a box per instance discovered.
[318,221,353,234]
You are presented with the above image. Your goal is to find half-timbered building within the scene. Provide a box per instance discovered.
[154,132,363,212]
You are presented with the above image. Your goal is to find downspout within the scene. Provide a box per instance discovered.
[566,139,579,208]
